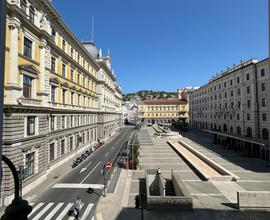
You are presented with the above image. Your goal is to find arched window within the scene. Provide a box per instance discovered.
[223,124,227,132]
[262,128,269,140]
[29,6,35,23]
[237,126,241,135]
[246,127,252,137]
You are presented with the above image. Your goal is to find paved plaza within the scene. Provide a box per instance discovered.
[96,126,270,220]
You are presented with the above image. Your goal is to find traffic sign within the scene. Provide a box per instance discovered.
[105,162,112,169]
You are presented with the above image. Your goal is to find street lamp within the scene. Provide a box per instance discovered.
[1,155,32,220]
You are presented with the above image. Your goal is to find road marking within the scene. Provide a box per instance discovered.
[67,203,85,220]
[28,203,44,217]
[81,203,94,220]
[80,161,93,174]
[55,203,73,220]
[53,183,104,189]
[105,153,109,157]
[32,203,54,220]
[44,203,64,220]
[80,161,101,184]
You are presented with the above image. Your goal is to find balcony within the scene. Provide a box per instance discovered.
[18,97,41,106]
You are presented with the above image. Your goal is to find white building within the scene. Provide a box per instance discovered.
[189,58,270,161]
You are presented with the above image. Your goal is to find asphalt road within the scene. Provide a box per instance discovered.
[28,126,133,220]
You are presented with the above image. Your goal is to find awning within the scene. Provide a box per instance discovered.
[202,129,268,146]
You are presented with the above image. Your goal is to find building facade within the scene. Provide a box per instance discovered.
[189,59,270,161]
[2,0,123,205]
[138,98,188,125]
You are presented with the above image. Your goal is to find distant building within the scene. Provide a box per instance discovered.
[189,58,270,161]
[138,98,188,125]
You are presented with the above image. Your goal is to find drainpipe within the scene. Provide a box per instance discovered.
[0,0,7,206]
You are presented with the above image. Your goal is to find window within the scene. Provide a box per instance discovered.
[237,101,241,109]
[237,76,240,83]
[49,143,55,161]
[51,57,56,72]
[50,116,55,131]
[71,69,74,81]
[62,39,66,51]
[230,79,233,86]
[237,126,241,135]
[247,86,250,94]
[247,99,251,108]
[261,83,265,91]
[61,116,65,129]
[52,29,56,42]
[62,89,66,104]
[71,48,74,58]
[62,64,66,77]
[70,136,73,151]
[246,127,252,137]
[70,115,74,127]
[78,73,80,84]
[23,37,32,59]
[262,98,266,107]
[77,54,80,63]
[29,6,35,23]
[23,75,32,98]
[246,73,250,81]
[262,128,269,140]
[61,139,65,155]
[261,68,265,77]
[237,88,241,96]
[25,152,34,177]
[78,94,81,106]
[224,82,227,87]
[231,90,234,97]
[237,113,240,120]
[262,113,267,121]
[76,134,80,147]
[51,85,56,102]
[27,116,35,136]
[71,92,74,105]
[224,92,227,98]
[20,0,26,13]
[231,101,234,109]
[247,114,250,121]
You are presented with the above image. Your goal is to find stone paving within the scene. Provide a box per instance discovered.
[95,127,270,220]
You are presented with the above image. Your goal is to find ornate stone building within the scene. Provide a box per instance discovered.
[2,0,123,205]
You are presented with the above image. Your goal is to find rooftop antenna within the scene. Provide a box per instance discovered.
[91,16,94,42]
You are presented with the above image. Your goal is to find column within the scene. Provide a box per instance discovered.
[37,38,48,105]
[5,17,22,104]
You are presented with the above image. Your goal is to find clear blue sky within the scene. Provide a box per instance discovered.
[52,0,268,94]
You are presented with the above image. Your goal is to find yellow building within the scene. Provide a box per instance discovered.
[138,99,188,125]
[2,0,123,205]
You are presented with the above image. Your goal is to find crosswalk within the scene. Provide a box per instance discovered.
[28,202,94,220]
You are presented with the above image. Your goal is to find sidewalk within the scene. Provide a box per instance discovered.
[95,169,140,220]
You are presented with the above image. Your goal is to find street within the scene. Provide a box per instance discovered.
[27,126,133,220]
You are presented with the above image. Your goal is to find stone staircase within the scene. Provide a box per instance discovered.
[165,179,176,196]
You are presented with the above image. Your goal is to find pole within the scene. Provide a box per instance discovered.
[140,193,144,220]
[0,0,7,195]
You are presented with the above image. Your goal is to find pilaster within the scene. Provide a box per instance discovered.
[5,16,22,105]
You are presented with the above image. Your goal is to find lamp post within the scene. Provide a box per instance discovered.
[1,155,32,220]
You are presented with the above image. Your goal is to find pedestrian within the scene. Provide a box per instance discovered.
[74,197,82,219]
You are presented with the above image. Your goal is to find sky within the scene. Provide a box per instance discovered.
[52,0,268,94]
